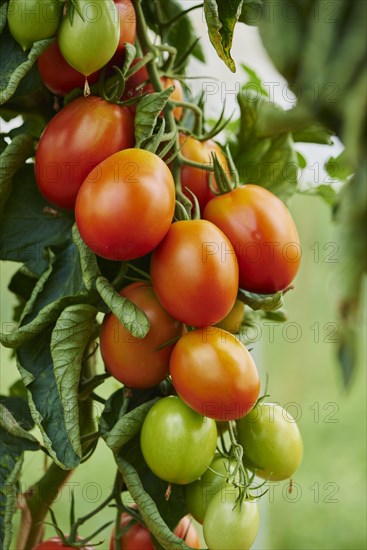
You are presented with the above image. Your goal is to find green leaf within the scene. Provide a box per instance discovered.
[0,395,34,431]
[300,185,337,208]
[293,125,334,145]
[0,25,53,105]
[0,2,7,33]
[239,289,284,311]
[0,164,74,276]
[135,87,173,148]
[51,304,98,459]
[203,0,243,72]
[0,244,88,349]
[240,63,269,97]
[116,456,190,548]
[72,224,100,291]
[96,276,150,338]
[103,398,159,453]
[239,0,262,26]
[0,405,39,549]
[0,133,34,212]
[325,150,354,182]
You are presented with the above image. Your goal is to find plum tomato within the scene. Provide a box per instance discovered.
[140,396,217,484]
[203,486,260,550]
[169,328,260,421]
[35,95,134,209]
[33,537,94,550]
[58,0,120,76]
[114,0,136,52]
[186,453,237,524]
[236,402,303,481]
[7,0,61,51]
[75,149,175,261]
[150,219,239,327]
[203,184,301,293]
[179,134,229,212]
[38,41,100,96]
[100,282,183,389]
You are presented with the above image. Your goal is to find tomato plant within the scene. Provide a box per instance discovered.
[7,0,61,50]
[236,402,303,481]
[180,134,229,212]
[215,298,245,333]
[204,184,301,294]
[75,148,175,260]
[170,328,260,421]
[186,453,237,523]
[203,486,260,550]
[35,95,134,209]
[100,282,182,388]
[151,219,239,326]
[140,396,217,484]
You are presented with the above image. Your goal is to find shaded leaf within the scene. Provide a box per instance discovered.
[135,87,173,148]
[300,184,337,207]
[72,224,100,291]
[96,276,149,338]
[0,395,34,431]
[0,133,34,212]
[239,288,284,311]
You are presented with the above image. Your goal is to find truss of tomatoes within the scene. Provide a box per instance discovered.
[24,1,303,547]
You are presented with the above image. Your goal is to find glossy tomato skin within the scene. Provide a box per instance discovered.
[170,328,260,421]
[186,453,237,524]
[123,59,183,118]
[236,402,303,481]
[35,96,134,209]
[100,282,183,389]
[8,0,61,50]
[180,135,229,213]
[58,0,120,76]
[110,511,200,549]
[203,486,260,550]
[33,537,94,550]
[140,396,217,484]
[204,185,301,294]
[38,42,100,96]
[114,0,136,52]
[150,219,239,327]
[75,149,175,260]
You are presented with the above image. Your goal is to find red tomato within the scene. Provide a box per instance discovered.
[38,41,100,96]
[75,148,175,260]
[110,510,200,549]
[114,0,136,52]
[203,185,301,293]
[100,282,183,388]
[180,134,229,213]
[170,327,260,421]
[150,219,239,327]
[33,537,94,549]
[35,96,134,209]
[123,59,183,119]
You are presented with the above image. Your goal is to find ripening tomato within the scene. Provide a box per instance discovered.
[215,298,245,333]
[38,42,100,96]
[58,0,120,76]
[8,0,61,50]
[236,402,303,481]
[203,185,301,293]
[150,219,239,327]
[75,149,175,260]
[33,537,94,550]
[179,134,229,212]
[123,59,183,118]
[186,453,237,524]
[114,0,136,52]
[35,96,134,209]
[140,396,217,484]
[110,510,200,549]
[170,328,260,421]
[203,486,260,550]
[100,282,183,389]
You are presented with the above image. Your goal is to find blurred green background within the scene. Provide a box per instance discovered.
[1,190,365,549]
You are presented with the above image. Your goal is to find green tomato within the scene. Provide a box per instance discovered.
[58,0,120,76]
[203,485,260,550]
[185,453,237,524]
[8,0,61,51]
[215,299,245,333]
[140,396,217,485]
[237,402,303,481]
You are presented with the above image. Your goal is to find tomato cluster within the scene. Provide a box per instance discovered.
[17,1,304,546]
